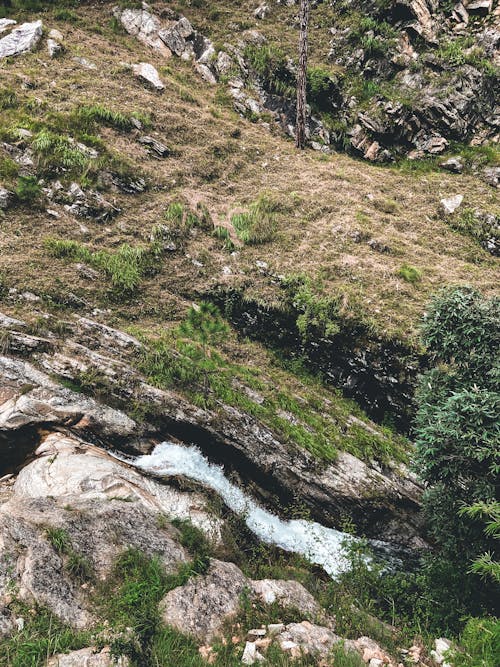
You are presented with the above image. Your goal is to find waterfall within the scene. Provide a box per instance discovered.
[132,441,355,577]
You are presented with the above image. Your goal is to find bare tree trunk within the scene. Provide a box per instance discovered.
[296,0,310,149]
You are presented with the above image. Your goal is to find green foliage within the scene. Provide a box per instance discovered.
[44,238,163,294]
[0,603,91,667]
[231,193,280,245]
[396,264,422,284]
[459,502,500,583]
[98,548,208,662]
[14,175,41,204]
[244,44,295,99]
[281,274,342,341]
[452,617,500,667]
[415,286,499,614]
[45,526,71,554]
[438,37,498,76]
[32,130,90,176]
[77,104,137,132]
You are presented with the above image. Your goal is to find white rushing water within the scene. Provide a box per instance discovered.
[132,441,354,577]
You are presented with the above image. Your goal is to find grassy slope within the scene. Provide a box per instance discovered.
[0,2,497,339]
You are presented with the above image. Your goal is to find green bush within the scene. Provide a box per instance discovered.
[415,287,499,614]
[44,238,163,294]
[452,616,500,667]
[231,193,280,245]
[14,175,42,204]
[396,264,422,283]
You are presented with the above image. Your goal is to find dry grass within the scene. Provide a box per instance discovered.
[0,1,498,343]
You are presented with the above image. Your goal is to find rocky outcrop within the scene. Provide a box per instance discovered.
[0,309,425,548]
[0,20,42,59]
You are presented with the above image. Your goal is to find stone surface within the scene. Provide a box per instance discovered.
[160,559,248,641]
[439,194,464,215]
[112,5,169,55]
[0,20,42,59]
[0,187,12,210]
[277,621,341,658]
[133,62,165,91]
[47,647,129,666]
[251,579,324,620]
[47,38,62,58]
[439,157,464,173]
[138,135,172,157]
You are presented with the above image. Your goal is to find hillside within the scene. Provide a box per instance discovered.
[0,2,498,667]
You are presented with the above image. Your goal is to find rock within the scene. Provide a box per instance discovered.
[268,623,285,635]
[0,608,15,638]
[47,647,129,666]
[439,157,464,173]
[241,641,265,664]
[133,62,165,91]
[47,38,62,58]
[138,135,172,157]
[483,166,500,188]
[395,1,436,42]
[0,356,138,438]
[160,559,248,641]
[351,636,393,664]
[48,29,64,42]
[195,62,217,84]
[466,0,493,15]
[254,4,270,20]
[47,181,119,221]
[0,19,16,34]
[72,56,97,69]
[159,17,194,56]
[0,187,12,210]
[0,20,43,59]
[439,194,463,215]
[277,621,341,658]
[430,638,453,667]
[251,579,324,620]
[215,51,236,77]
[112,5,169,55]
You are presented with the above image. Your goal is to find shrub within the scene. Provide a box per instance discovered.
[452,616,500,667]
[44,238,163,294]
[396,264,421,283]
[14,175,41,204]
[415,287,499,614]
[231,193,280,245]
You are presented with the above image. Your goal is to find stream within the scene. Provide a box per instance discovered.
[130,441,356,577]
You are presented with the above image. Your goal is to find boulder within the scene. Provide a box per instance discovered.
[0,20,42,59]
[47,38,62,58]
[430,637,453,667]
[160,559,248,641]
[251,579,324,621]
[47,647,129,666]
[254,4,270,20]
[394,1,436,42]
[277,621,341,658]
[241,641,265,664]
[483,166,500,188]
[439,194,463,215]
[0,187,12,210]
[132,62,165,91]
[439,157,464,173]
[0,19,16,35]
[112,5,169,55]
[138,135,172,158]
[466,0,493,15]
[159,17,194,56]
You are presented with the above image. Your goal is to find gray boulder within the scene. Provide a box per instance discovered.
[160,559,248,641]
[0,20,42,59]
[0,187,12,210]
[132,62,165,91]
[47,648,129,667]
